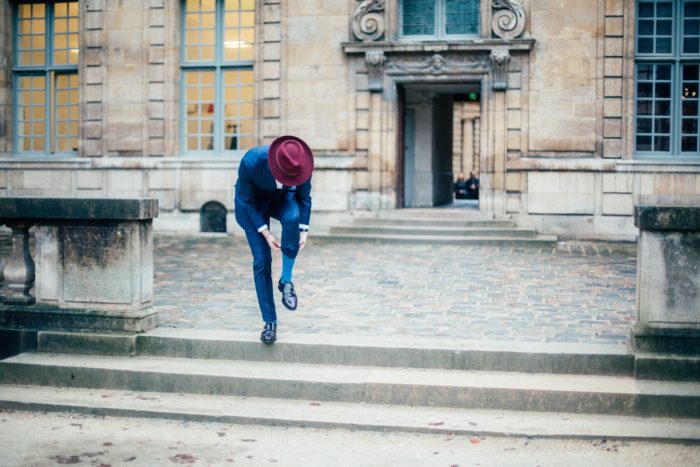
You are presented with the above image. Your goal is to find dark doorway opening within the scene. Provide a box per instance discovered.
[398,82,481,209]
[200,201,227,233]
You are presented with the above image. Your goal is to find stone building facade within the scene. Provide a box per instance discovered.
[0,0,698,239]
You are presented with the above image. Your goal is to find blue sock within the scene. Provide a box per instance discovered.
[281,254,295,283]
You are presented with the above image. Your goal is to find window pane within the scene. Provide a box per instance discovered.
[184,3,216,63]
[445,0,479,35]
[223,0,256,61]
[635,63,674,154]
[637,0,674,55]
[183,70,216,151]
[17,74,47,153]
[682,135,699,151]
[55,72,78,153]
[17,3,47,67]
[222,69,255,150]
[637,135,652,150]
[403,0,435,36]
[654,135,670,151]
[683,1,700,54]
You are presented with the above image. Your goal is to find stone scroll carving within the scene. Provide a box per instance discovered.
[352,0,386,42]
[492,0,526,39]
[490,47,510,91]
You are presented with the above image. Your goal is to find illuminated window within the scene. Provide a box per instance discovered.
[401,0,479,38]
[13,1,79,155]
[636,0,700,156]
[181,0,255,153]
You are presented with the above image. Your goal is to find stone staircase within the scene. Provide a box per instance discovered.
[1,329,699,441]
[321,208,558,246]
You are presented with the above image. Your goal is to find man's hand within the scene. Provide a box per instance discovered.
[261,229,281,251]
[299,231,308,250]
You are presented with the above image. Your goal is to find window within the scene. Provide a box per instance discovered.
[401,0,480,38]
[13,1,79,155]
[635,0,700,156]
[181,0,255,153]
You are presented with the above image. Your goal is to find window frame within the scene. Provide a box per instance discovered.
[634,0,700,159]
[398,0,481,41]
[179,0,256,156]
[11,0,80,157]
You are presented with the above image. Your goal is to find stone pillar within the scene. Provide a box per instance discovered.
[2,223,36,305]
[632,205,700,355]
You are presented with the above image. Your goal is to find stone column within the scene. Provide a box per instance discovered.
[632,205,700,355]
[2,223,36,305]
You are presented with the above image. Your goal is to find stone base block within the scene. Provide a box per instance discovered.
[0,329,37,358]
[631,324,700,356]
[0,304,158,333]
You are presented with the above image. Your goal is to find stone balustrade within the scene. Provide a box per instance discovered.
[0,197,159,333]
[632,205,700,355]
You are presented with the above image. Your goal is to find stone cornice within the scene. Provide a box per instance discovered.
[342,39,535,54]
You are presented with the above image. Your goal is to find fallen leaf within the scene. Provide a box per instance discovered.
[217,432,226,437]
[123,457,137,462]
[310,402,321,406]
[49,455,81,465]
[428,421,444,426]
[470,437,481,445]
[102,443,113,447]
[169,453,197,464]
[446,432,454,441]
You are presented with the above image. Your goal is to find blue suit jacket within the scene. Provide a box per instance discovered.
[234,146,312,232]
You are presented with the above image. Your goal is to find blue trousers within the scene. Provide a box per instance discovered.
[238,191,300,323]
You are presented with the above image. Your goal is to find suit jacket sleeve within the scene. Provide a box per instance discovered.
[296,177,312,226]
[236,157,267,231]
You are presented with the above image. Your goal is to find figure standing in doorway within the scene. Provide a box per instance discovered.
[234,136,314,344]
[466,171,480,200]
[454,173,468,199]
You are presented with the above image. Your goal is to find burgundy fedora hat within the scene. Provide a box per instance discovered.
[268,135,314,186]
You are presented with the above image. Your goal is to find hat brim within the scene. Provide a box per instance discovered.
[268,135,314,186]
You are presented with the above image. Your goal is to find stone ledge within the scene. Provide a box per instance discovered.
[342,39,535,54]
[635,205,700,231]
[631,325,700,356]
[0,304,158,333]
[0,197,158,221]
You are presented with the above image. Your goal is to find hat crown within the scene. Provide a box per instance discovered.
[268,135,314,186]
[277,140,304,176]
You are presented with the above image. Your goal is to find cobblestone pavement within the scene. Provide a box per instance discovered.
[153,234,637,346]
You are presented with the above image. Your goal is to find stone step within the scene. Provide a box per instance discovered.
[331,224,538,238]
[1,384,699,442]
[37,329,635,377]
[314,232,558,247]
[1,352,699,418]
[352,217,516,228]
[355,209,495,221]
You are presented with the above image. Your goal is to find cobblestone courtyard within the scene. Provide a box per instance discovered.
[153,235,637,346]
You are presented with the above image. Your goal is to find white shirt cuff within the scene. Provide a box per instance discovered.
[299,224,309,231]
[257,224,268,233]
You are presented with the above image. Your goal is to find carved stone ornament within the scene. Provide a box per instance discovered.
[365,50,386,92]
[490,47,510,91]
[352,0,386,42]
[386,53,491,76]
[492,0,526,39]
